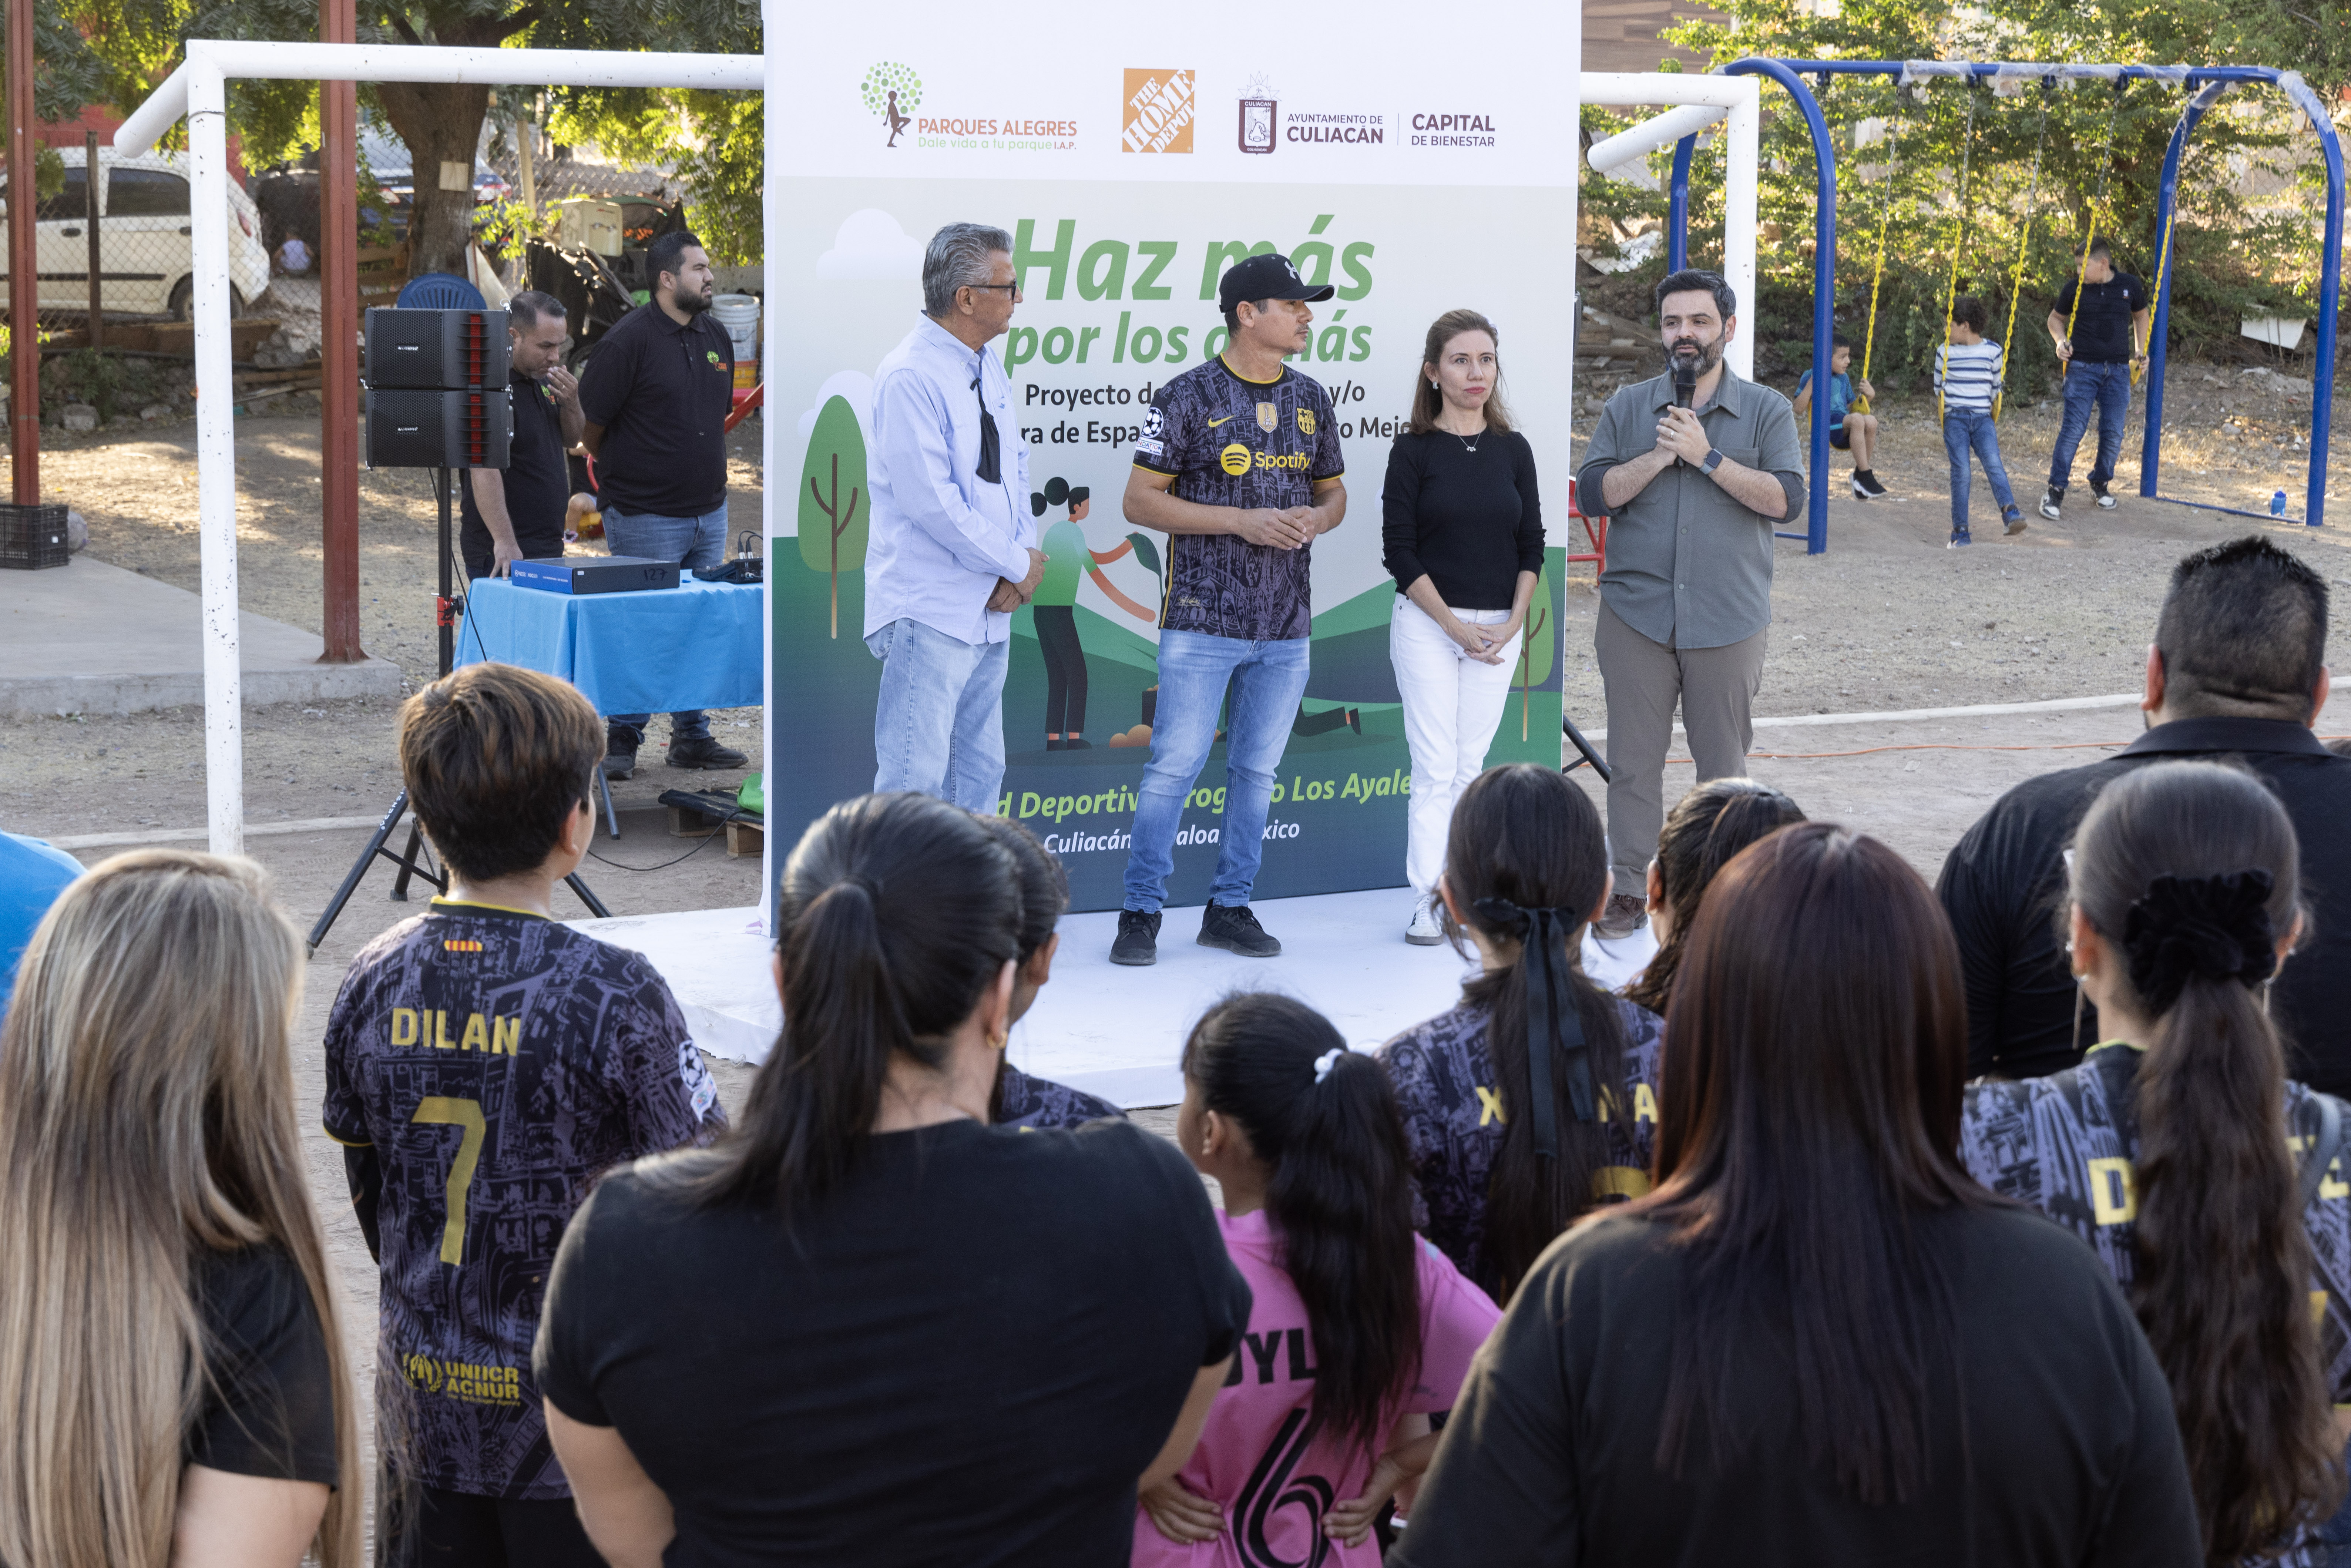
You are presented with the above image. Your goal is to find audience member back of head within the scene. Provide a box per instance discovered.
[533,792,1251,1568]
[1937,535,2351,1090]
[1396,824,2201,1568]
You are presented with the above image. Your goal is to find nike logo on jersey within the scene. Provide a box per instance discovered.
[1206,413,1239,426]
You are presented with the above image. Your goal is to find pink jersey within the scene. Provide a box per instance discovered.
[1132,1207,1501,1568]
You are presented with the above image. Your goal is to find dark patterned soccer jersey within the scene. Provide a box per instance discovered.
[996,1063,1126,1130]
[1132,356,1343,641]
[1377,997,1666,1299]
[322,900,726,1498]
[1960,1044,2351,1407]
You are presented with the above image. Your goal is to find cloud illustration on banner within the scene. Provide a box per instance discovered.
[815,210,924,279]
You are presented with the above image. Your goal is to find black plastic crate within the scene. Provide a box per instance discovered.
[0,503,68,570]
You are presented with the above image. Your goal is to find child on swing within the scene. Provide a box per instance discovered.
[1934,296,2027,547]
[1793,333,1886,499]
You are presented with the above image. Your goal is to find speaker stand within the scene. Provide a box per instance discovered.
[306,467,612,955]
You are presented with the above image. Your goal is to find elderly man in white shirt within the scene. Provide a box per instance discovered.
[864,222,1048,811]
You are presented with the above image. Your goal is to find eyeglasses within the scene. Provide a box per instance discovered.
[965,282,1025,301]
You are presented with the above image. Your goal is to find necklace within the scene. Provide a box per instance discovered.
[1445,423,1484,454]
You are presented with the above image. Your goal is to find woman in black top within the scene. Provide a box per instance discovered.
[536,793,1252,1568]
[1383,309,1545,945]
[0,850,358,1568]
[1394,824,2200,1567]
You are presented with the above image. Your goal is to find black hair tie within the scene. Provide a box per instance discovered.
[1473,896,1598,1161]
[2118,869,2278,1016]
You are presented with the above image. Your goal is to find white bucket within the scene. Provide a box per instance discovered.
[711,293,761,357]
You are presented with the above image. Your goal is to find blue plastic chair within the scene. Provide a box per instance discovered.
[395,272,487,310]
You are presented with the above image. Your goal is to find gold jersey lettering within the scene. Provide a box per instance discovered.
[1591,1166,1653,1201]
[391,1007,419,1047]
[460,1012,488,1052]
[1634,1083,1659,1124]
[1474,1086,1506,1127]
[2087,1156,2138,1225]
[2326,1158,2349,1202]
[435,1010,456,1050]
[492,1014,523,1055]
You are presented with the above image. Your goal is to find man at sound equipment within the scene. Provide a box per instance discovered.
[459,291,583,581]
[577,230,748,778]
[1575,268,1805,939]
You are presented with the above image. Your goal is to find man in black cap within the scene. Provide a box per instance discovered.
[1109,252,1348,966]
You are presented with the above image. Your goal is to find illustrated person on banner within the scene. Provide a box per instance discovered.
[460,291,584,583]
[578,229,749,779]
[1031,478,1097,752]
[1109,252,1348,968]
[1574,268,1805,941]
[864,222,1047,812]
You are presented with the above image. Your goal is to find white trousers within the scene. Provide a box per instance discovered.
[1391,597,1521,894]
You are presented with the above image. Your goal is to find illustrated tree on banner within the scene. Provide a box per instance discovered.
[1515,563,1554,739]
[798,396,870,638]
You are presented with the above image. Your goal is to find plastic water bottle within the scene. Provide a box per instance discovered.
[2272,490,2289,517]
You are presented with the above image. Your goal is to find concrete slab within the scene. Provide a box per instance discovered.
[0,555,403,719]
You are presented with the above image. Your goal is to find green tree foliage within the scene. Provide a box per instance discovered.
[0,0,108,127]
[75,0,758,277]
[796,395,869,639]
[1576,0,2344,390]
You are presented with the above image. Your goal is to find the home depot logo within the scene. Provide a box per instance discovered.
[1122,69,1195,153]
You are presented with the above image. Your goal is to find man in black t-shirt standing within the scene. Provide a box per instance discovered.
[577,229,748,778]
[2038,238,2151,521]
[460,291,583,580]
[1109,252,1347,966]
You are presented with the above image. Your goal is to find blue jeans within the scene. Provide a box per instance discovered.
[2048,360,2131,491]
[1942,410,2020,534]
[1122,629,1313,913]
[866,617,1010,813]
[603,503,730,741]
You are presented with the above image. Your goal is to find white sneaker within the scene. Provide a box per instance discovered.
[1405,893,1444,946]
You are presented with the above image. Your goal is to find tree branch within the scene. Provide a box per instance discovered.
[494,6,543,41]
[386,10,422,46]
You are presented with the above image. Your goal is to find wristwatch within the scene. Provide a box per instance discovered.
[1699,447,1726,475]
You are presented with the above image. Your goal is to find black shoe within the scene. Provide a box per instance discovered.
[2090,480,2118,510]
[1859,471,1890,497]
[602,725,641,780]
[1198,903,1281,958]
[1062,736,1092,750]
[1111,909,1161,967]
[667,736,749,770]
[2038,486,2064,522]
[1046,738,1065,751]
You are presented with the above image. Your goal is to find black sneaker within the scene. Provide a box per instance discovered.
[668,736,749,770]
[2038,486,2065,522]
[2090,480,2119,510]
[1859,472,1890,497]
[1199,903,1281,958]
[1111,909,1162,967]
[602,725,641,780]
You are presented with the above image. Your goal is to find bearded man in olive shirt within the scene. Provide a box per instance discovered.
[1575,269,1805,935]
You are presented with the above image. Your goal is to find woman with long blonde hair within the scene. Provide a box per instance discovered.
[0,849,360,1568]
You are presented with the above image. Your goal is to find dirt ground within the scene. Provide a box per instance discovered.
[0,362,2344,1494]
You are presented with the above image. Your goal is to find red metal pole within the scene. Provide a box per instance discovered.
[318,0,363,660]
[8,0,41,504]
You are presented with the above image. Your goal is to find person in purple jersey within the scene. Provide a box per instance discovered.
[1112,252,1349,967]
[977,815,1128,1129]
[323,663,725,1568]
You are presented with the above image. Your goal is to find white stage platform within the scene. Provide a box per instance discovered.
[575,892,1658,1109]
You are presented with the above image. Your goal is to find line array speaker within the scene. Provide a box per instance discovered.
[365,387,513,469]
[364,307,511,389]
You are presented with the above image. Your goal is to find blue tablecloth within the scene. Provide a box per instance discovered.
[456,577,765,716]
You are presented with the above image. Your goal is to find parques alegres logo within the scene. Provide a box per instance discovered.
[862,61,921,148]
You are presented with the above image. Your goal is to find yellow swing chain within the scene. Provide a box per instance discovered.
[1938,85,1981,423]
[2060,81,2127,385]
[2140,201,2176,389]
[1850,117,1898,416]
[1992,88,2052,422]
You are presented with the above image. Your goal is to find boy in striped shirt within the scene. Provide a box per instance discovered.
[1935,296,2026,547]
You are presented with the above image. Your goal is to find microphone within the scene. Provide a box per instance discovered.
[1672,359,1696,409]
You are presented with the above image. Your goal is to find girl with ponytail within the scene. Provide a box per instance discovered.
[538,794,1253,1566]
[1623,777,1806,1017]
[1959,759,2348,1563]
[1138,994,1499,1565]
[1378,762,1665,1302]
[977,814,1129,1129]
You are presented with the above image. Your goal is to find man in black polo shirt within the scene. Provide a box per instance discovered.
[461,291,582,580]
[578,229,747,777]
[1937,537,2351,1092]
[2037,239,2150,521]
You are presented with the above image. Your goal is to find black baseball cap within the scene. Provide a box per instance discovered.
[1217,251,1336,313]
